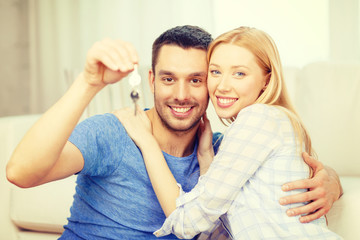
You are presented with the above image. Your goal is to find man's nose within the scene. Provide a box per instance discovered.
[174,81,190,101]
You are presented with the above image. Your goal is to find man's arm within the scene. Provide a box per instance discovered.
[6,39,138,188]
[279,152,343,223]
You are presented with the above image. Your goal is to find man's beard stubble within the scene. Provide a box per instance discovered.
[154,96,204,135]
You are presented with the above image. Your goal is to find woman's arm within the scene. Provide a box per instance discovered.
[113,107,180,216]
[138,137,179,216]
[197,113,215,175]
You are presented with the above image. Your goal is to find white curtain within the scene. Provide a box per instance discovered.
[28,0,215,116]
[27,0,360,117]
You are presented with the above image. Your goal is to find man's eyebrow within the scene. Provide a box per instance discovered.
[158,70,207,77]
[189,72,207,77]
[158,70,175,76]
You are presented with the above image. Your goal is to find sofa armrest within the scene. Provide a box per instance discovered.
[327,176,360,240]
[10,176,76,233]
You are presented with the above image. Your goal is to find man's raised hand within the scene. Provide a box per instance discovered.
[84,38,139,87]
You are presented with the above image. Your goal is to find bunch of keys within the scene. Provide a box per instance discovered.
[128,64,141,115]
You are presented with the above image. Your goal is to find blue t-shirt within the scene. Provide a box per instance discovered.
[60,113,222,240]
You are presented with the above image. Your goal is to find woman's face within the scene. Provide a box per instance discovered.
[207,43,268,119]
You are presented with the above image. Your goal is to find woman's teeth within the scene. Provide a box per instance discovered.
[218,98,237,104]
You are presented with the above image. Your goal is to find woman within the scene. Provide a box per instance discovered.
[119,27,341,239]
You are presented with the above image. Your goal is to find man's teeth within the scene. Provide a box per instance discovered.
[218,98,236,104]
[172,107,191,113]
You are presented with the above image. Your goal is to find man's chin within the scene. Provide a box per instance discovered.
[163,119,200,133]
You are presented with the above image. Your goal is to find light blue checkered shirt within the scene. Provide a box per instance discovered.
[154,104,342,240]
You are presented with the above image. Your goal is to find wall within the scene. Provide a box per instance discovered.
[0,0,30,116]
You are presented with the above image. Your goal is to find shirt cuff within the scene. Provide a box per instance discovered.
[154,180,206,238]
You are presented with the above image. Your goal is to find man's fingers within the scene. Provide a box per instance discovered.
[299,208,327,223]
[103,39,138,71]
[98,40,134,72]
[285,199,324,216]
[281,178,315,192]
[302,152,323,172]
[280,189,318,205]
[87,48,118,72]
[89,39,139,73]
[90,41,121,71]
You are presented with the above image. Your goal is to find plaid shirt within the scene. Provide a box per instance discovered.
[155,104,342,240]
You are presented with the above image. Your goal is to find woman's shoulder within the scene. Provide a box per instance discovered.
[225,104,286,146]
[231,104,291,135]
[237,103,285,119]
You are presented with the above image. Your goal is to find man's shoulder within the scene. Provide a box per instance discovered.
[212,132,223,154]
[71,113,126,143]
[78,113,122,130]
[212,132,223,142]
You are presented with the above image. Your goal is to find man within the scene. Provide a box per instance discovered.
[6,25,342,239]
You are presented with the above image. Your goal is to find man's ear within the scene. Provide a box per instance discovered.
[148,70,155,94]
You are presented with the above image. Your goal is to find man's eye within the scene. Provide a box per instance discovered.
[163,77,173,82]
[191,78,201,84]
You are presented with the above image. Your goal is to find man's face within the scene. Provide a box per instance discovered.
[150,45,209,132]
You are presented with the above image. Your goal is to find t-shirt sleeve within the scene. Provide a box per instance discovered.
[212,132,224,155]
[68,113,126,176]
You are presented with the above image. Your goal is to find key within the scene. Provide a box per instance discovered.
[130,90,139,115]
[128,64,141,115]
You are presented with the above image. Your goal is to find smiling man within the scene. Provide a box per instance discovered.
[151,45,208,133]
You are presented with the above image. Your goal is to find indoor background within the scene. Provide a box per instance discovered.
[1,0,359,118]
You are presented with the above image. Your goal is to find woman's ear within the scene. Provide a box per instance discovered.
[148,70,155,94]
[263,72,271,90]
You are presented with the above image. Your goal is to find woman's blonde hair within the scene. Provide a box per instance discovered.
[207,26,316,159]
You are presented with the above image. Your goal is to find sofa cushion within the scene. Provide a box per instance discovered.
[17,231,60,240]
[295,61,360,176]
[10,175,76,233]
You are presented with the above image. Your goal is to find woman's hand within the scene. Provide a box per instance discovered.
[279,152,342,223]
[197,113,214,175]
[112,106,153,147]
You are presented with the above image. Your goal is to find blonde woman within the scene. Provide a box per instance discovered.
[118,27,342,239]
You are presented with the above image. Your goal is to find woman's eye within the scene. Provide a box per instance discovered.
[210,70,221,75]
[234,72,245,77]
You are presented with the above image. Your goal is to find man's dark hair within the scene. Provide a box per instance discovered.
[152,25,212,72]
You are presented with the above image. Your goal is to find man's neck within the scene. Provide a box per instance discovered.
[146,108,198,157]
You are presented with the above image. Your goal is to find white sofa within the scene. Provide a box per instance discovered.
[1,61,360,240]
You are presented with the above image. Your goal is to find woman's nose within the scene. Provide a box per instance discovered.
[216,76,231,92]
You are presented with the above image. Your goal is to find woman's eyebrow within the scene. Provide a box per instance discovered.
[209,63,250,70]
